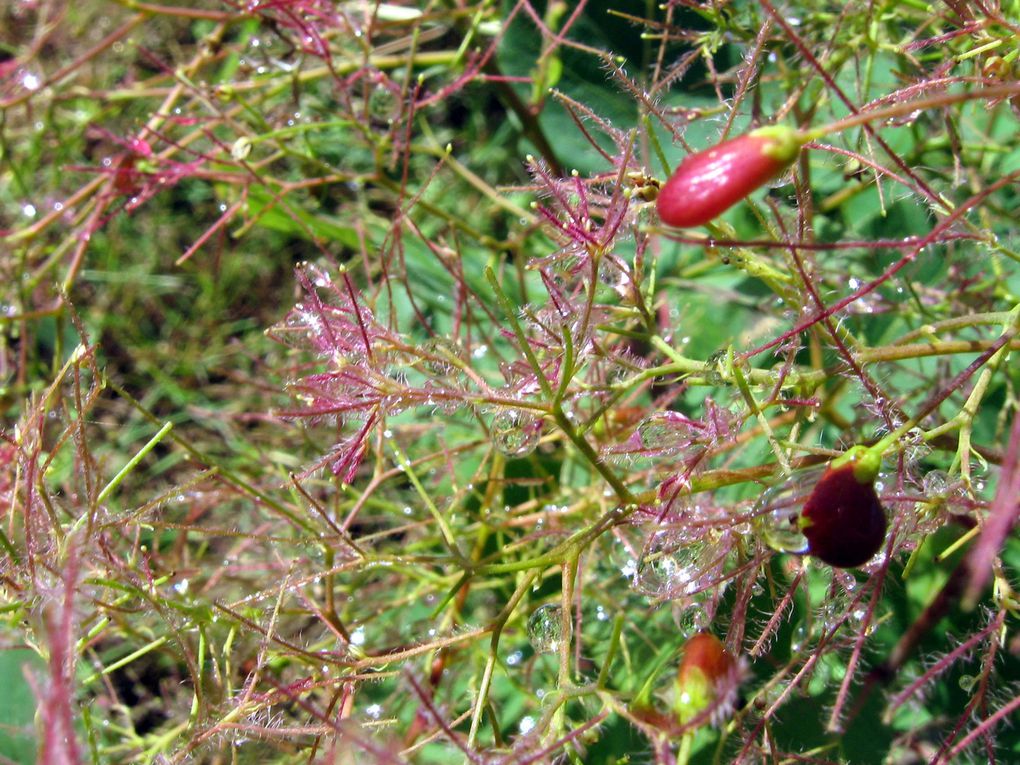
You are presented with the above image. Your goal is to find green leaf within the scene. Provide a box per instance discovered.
[0,649,43,764]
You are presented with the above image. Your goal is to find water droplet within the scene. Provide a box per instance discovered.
[20,70,41,91]
[958,674,976,692]
[791,622,809,653]
[673,599,710,633]
[634,531,707,598]
[598,258,627,290]
[637,414,678,452]
[420,337,467,377]
[492,409,541,457]
[636,412,701,454]
[753,467,821,556]
[527,604,567,653]
[367,83,398,122]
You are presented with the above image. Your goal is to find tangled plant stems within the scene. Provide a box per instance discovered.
[2,1,1020,764]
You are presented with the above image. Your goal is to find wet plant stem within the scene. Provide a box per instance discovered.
[728,347,791,475]
[485,266,555,400]
[553,407,636,505]
[678,730,694,765]
[93,421,173,506]
[388,441,466,562]
[863,306,1019,467]
[597,614,626,689]
[648,334,823,393]
[802,84,1020,143]
[560,551,580,688]
[487,264,636,505]
[467,569,540,747]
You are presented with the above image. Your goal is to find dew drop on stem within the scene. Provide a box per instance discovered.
[420,337,469,382]
[791,622,809,653]
[753,467,819,556]
[527,603,568,653]
[637,414,680,453]
[492,409,541,457]
[634,531,707,598]
[673,599,710,634]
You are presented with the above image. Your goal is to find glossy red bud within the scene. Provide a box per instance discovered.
[678,632,734,687]
[801,462,887,568]
[656,126,803,228]
[674,632,738,725]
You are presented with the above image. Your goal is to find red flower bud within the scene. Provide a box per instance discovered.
[673,632,739,725]
[656,126,803,228]
[801,461,887,568]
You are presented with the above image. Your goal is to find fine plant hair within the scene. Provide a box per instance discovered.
[2,2,1020,764]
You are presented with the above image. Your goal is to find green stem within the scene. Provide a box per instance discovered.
[487,264,635,504]
[678,730,694,765]
[597,613,625,690]
[728,348,791,475]
[388,441,465,561]
[467,569,540,746]
[94,422,174,506]
[553,407,636,505]
[559,551,580,687]
[485,266,555,399]
[835,305,1020,480]
[801,84,1020,142]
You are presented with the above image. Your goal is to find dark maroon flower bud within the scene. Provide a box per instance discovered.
[800,461,887,568]
[757,447,887,569]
